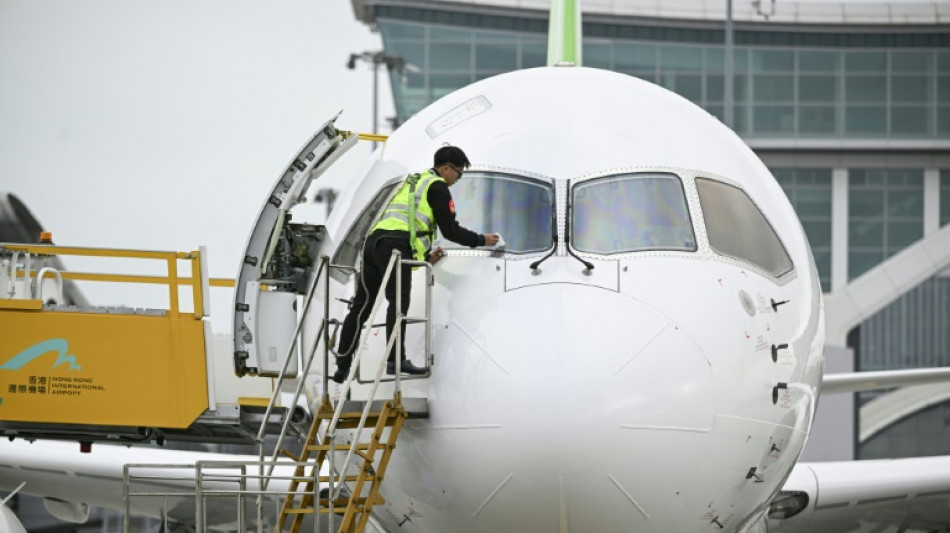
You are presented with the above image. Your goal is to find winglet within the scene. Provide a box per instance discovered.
[546,0,582,66]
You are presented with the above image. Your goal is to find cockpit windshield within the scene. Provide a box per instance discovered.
[696,178,793,277]
[572,173,696,254]
[439,172,554,254]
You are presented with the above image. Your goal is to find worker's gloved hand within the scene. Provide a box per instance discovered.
[427,246,445,264]
[483,233,501,247]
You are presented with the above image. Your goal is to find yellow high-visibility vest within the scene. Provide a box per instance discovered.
[372,170,444,261]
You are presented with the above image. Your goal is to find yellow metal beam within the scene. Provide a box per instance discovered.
[238,397,270,407]
[338,130,390,143]
[22,271,234,288]
[0,299,42,310]
[1,244,193,260]
[46,272,178,285]
[357,133,389,143]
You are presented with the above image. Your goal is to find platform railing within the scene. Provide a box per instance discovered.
[124,459,313,533]
[0,243,233,317]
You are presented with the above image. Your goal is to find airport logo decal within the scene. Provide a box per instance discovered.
[0,339,82,372]
[0,339,84,406]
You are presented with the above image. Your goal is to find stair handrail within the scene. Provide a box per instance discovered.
[255,255,331,498]
[354,255,433,385]
[264,248,431,530]
[325,250,407,508]
[254,256,329,442]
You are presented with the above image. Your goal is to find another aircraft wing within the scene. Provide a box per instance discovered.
[0,439,391,532]
[0,439,279,531]
[770,456,950,532]
[822,367,950,394]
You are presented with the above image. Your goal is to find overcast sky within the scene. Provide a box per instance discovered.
[0,1,393,329]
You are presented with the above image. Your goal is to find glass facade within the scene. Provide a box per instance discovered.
[858,278,950,373]
[857,277,950,459]
[774,168,832,291]
[382,22,550,118]
[860,400,950,459]
[378,18,949,139]
[848,169,924,280]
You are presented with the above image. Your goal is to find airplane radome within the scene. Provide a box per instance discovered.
[307,65,825,532]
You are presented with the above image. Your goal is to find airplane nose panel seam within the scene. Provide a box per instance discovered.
[450,319,509,375]
[607,474,650,519]
[613,322,670,376]
[471,472,514,517]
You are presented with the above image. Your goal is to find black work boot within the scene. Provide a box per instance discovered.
[332,356,352,384]
[386,359,427,376]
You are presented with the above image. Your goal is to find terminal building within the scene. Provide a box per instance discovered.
[351,0,950,460]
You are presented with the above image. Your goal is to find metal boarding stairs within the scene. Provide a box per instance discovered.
[267,250,432,533]
[124,250,433,533]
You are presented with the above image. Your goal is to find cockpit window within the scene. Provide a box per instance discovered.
[572,173,696,254]
[696,178,793,277]
[439,172,554,253]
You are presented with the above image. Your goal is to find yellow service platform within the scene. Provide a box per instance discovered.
[0,245,210,433]
[0,307,208,429]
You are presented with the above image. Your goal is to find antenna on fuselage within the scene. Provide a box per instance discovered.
[546,0,583,66]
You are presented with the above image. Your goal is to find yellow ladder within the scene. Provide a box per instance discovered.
[277,394,409,533]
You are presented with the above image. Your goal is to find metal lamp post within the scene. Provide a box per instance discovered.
[346,51,414,150]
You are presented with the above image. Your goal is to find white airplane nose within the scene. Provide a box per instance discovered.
[402,283,715,532]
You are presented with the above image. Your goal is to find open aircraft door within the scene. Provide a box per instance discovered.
[232,113,358,377]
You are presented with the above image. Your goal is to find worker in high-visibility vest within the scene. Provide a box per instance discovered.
[333,146,500,383]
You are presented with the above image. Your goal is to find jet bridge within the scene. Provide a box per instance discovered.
[0,243,299,445]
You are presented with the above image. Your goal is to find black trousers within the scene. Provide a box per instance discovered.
[337,231,414,367]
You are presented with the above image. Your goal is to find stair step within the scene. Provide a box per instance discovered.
[306,442,391,451]
[318,498,351,507]
[329,412,400,421]
[318,498,371,514]
[328,398,428,419]
[285,498,372,515]
[281,508,315,515]
[275,398,412,527]
[335,420,398,430]
[317,474,375,482]
[306,443,367,451]
[286,474,374,492]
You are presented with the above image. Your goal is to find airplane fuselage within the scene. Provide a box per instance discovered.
[306,66,825,532]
